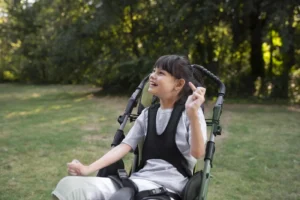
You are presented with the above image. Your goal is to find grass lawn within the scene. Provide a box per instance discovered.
[0,84,299,200]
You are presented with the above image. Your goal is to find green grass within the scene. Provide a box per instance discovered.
[208,104,300,200]
[0,84,299,200]
[0,84,131,200]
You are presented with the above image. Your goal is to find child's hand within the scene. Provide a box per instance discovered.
[67,159,90,176]
[185,82,206,118]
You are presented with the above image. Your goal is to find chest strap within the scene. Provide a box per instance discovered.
[135,187,181,200]
[138,103,192,178]
[113,169,181,200]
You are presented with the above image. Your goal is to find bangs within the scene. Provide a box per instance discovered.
[152,54,202,103]
[154,55,186,79]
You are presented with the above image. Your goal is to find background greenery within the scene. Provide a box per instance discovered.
[0,85,299,200]
[0,0,299,102]
[0,1,300,199]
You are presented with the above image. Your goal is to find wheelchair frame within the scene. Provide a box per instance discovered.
[110,65,226,200]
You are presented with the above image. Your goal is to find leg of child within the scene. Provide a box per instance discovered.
[52,176,120,200]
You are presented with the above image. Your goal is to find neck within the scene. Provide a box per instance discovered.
[159,98,178,109]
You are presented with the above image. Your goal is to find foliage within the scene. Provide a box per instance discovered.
[0,0,299,102]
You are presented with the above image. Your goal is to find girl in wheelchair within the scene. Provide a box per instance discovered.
[52,54,207,200]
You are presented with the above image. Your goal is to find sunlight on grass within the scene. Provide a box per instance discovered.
[1,84,299,200]
[4,104,73,119]
[60,116,85,125]
[49,104,72,110]
[5,108,43,118]
[0,84,126,200]
[74,94,94,102]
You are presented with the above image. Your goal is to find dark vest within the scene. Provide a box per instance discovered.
[137,103,192,178]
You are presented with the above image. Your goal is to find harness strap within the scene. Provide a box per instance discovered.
[135,187,181,200]
[118,169,139,192]
[167,192,182,200]
[138,103,191,178]
[117,169,182,200]
[108,175,123,188]
[135,187,167,199]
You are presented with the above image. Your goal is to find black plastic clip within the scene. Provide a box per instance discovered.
[151,187,167,195]
[117,169,128,179]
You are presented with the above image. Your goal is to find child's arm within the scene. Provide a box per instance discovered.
[185,82,206,159]
[189,112,205,158]
[67,143,132,176]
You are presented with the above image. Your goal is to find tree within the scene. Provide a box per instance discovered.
[0,0,299,102]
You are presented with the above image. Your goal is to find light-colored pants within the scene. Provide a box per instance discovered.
[52,176,175,200]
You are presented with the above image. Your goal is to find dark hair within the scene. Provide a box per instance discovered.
[154,55,204,103]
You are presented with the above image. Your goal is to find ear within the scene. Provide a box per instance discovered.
[174,78,185,91]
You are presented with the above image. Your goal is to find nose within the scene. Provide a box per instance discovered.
[149,71,156,80]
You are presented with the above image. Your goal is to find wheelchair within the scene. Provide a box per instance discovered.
[96,65,226,200]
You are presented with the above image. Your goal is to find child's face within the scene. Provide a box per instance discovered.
[148,67,180,99]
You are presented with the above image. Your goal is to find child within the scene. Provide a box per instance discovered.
[52,55,207,200]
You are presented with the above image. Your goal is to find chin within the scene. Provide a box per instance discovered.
[148,89,155,95]
[148,88,158,97]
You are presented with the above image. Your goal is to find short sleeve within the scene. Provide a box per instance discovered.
[121,108,148,150]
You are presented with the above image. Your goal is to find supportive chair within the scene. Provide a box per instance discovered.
[97,65,226,200]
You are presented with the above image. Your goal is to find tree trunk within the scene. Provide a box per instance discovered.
[268,31,273,78]
[249,10,265,96]
[13,0,21,6]
[278,6,295,99]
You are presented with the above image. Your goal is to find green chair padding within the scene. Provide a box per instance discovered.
[140,81,153,108]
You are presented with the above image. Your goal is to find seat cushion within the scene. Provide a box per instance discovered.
[182,171,203,200]
[109,187,135,200]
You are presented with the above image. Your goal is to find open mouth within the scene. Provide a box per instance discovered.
[149,81,158,87]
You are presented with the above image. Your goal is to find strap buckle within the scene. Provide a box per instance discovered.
[151,187,167,195]
[117,169,128,179]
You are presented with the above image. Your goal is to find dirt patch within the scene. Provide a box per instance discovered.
[82,134,111,142]
[287,105,300,112]
[81,125,100,131]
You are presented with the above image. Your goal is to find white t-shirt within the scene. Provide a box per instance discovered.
[122,106,207,194]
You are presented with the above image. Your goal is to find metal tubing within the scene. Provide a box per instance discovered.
[194,65,225,200]
[192,64,226,95]
[199,129,215,199]
[119,115,129,130]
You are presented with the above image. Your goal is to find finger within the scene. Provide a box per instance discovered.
[68,169,76,174]
[195,87,206,93]
[67,163,79,172]
[67,167,76,174]
[188,82,197,92]
[185,95,193,106]
[68,168,77,175]
[193,92,201,98]
[68,171,77,176]
[186,95,193,101]
[72,159,80,164]
[192,92,201,101]
[67,162,78,167]
[67,163,74,168]
[200,87,206,94]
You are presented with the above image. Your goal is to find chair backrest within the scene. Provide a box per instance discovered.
[137,81,159,116]
[140,81,153,108]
